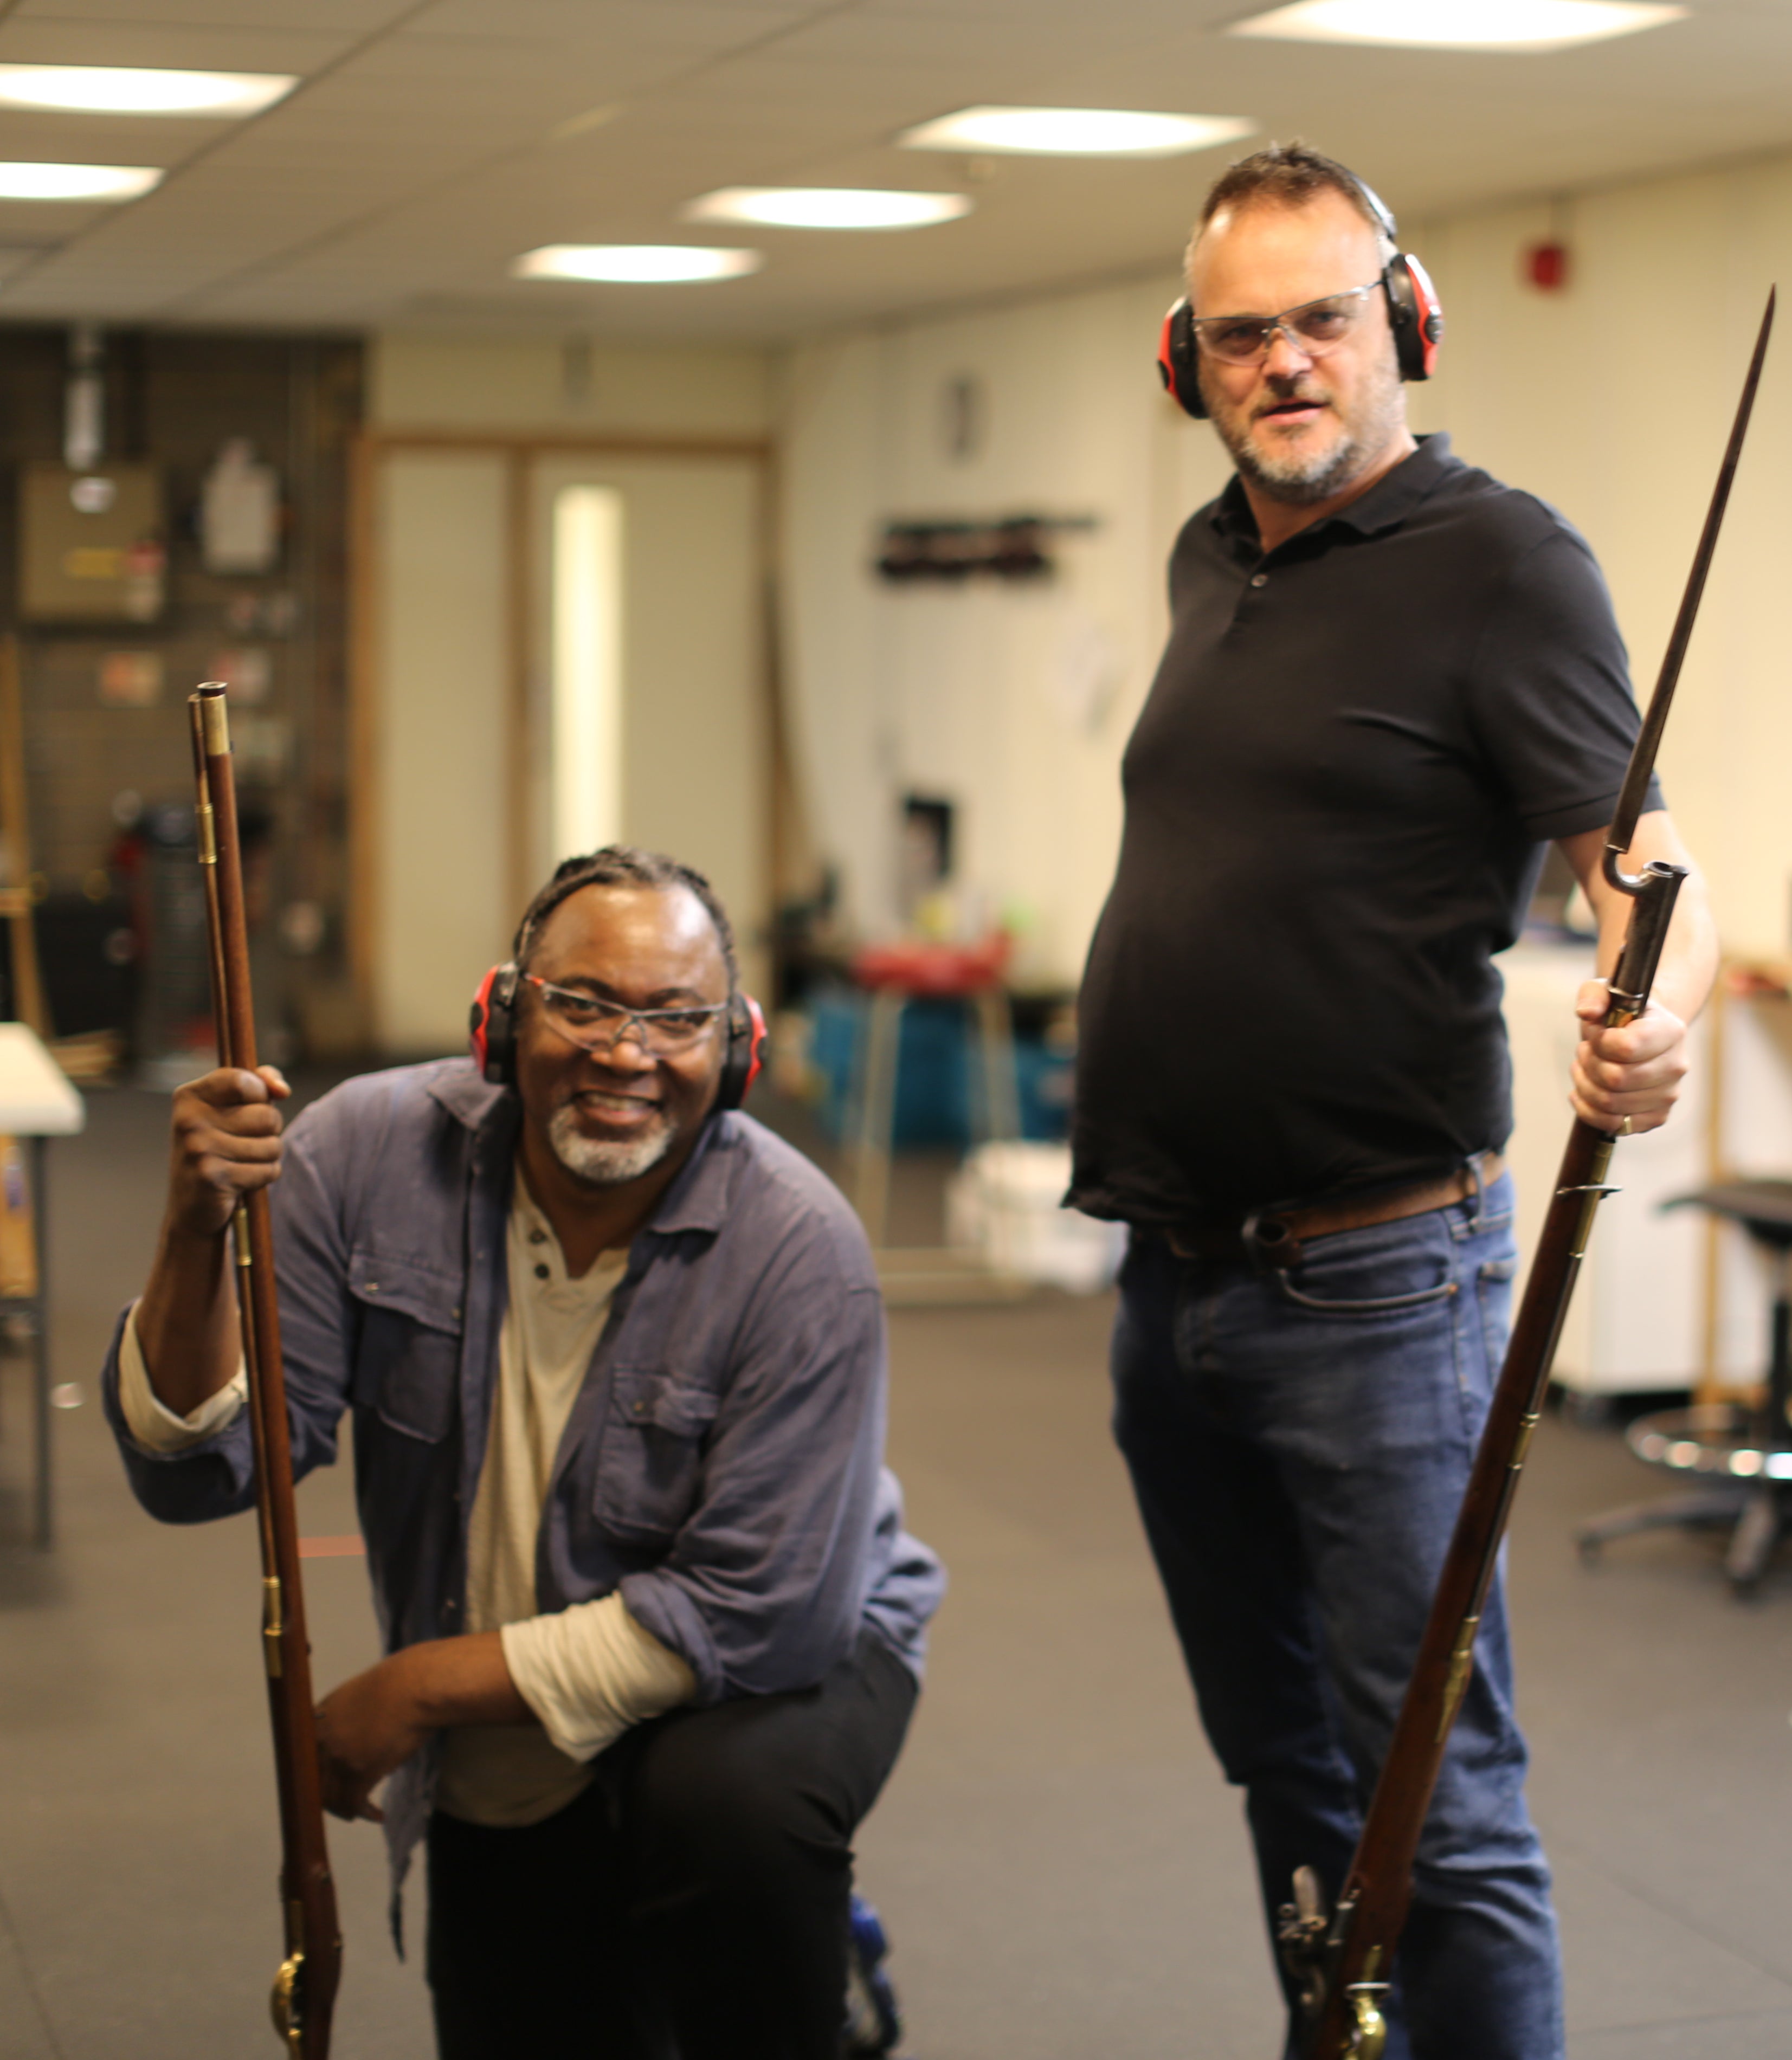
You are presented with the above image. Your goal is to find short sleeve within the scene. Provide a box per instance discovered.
[1466,524,1665,841]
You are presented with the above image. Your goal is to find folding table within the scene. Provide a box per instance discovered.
[0,1022,85,1547]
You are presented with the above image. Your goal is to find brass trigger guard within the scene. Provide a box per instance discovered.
[271,1953,304,2052]
[1348,1984,1390,2059]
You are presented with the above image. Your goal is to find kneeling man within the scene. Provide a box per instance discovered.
[102,844,943,2059]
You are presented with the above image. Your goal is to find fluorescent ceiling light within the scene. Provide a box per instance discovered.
[0,162,162,201]
[513,244,762,283]
[0,66,296,117]
[684,187,971,230]
[1226,1,1686,52]
[899,107,1257,158]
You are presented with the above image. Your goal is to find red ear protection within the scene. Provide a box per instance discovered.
[468,963,521,1084]
[718,993,766,1112]
[468,963,766,1110]
[1158,298,1204,418]
[1157,169,1444,422]
[1386,250,1443,380]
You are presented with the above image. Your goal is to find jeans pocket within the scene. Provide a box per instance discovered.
[1271,1213,1460,1318]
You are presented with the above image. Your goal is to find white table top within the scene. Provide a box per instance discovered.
[0,1022,86,1135]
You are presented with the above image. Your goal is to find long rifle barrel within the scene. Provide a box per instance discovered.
[1286,288,1775,2060]
[189,685,341,2058]
[1606,287,1775,883]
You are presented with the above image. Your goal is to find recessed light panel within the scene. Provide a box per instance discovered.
[0,162,162,201]
[513,245,763,283]
[683,188,972,230]
[0,66,296,117]
[1226,0,1686,51]
[898,107,1257,158]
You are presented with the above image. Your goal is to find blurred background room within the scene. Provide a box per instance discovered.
[7,3,1792,2055]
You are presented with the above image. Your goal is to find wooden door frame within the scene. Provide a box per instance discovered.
[347,428,774,1041]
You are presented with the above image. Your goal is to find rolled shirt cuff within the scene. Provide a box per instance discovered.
[116,1300,248,1454]
[500,1594,697,1763]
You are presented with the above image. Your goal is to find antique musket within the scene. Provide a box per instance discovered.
[1280,289,1776,2060]
[189,684,342,2056]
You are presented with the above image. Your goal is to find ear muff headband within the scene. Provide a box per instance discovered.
[1158,171,1445,422]
[468,964,766,1109]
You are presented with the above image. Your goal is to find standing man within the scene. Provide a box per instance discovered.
[1069,144,1717,2060]
[103,845,943,2059]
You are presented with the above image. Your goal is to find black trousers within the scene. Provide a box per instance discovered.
[425,1631,918,2060]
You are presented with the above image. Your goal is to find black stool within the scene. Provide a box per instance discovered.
[1575,1179,1792,1597]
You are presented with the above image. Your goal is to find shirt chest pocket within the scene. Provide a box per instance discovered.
[347,1250,462,1445]
[594,1368,721,1548]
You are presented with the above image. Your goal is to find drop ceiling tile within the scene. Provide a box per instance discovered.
[767,10,1165,68]
[859,0,1229,23]
[0,195,117,233]
[558,98,882,152]
[0,107,230,159]
[0,20,351,69]
[662,51,987,115]
[15,0,417,26]
[340,35,688,92]
[0,0,1784,341]
[411,0,820,42]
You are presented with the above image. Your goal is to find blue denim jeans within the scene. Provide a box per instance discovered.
[1110,1175,1563,2060]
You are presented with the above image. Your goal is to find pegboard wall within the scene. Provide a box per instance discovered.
[4,327,364,1060]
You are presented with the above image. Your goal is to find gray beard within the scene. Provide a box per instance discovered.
[1203,359,1404,508]
[547,1103,674,1188]
[1230,423,1375,505]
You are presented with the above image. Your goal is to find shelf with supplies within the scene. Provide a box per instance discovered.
[1503,943,1792,1399]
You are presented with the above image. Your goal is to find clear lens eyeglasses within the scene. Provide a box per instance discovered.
[525,974,726,1056]
[1191,279,1385,367]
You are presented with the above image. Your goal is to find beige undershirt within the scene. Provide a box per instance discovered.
[119,1170,696,1830]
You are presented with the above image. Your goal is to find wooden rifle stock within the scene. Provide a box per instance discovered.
[189,684,342,2057]
[1282,288,1776,2060]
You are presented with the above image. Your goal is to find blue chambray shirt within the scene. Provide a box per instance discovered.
[101,1059,945,1923]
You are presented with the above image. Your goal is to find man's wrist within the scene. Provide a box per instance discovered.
[157,1206,234,1256]
[391,1632,523,1729]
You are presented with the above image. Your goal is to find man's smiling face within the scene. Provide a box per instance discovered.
[1190,186,1408,509]
[514,882,729,1191]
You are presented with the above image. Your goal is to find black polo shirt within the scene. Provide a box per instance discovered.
[1069,433,1660,1224]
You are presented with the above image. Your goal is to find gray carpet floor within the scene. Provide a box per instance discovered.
[3,1081,1791,2057]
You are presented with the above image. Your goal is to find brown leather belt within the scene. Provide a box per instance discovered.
[1166,1152,1506,1271]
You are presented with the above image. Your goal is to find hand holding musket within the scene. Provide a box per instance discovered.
[189,684,343,2057]
[1281,289,1775,2060]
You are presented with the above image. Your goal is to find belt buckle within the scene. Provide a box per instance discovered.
[1242,1210,1301,1273]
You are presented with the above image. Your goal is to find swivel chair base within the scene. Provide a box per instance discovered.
[1575,1410,1792,1595]
[1576,1179,1792,1598]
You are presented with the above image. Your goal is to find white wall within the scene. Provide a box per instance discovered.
[364,335,773,1052]
[779,150,1792,981]
[526,452,769,993]
[778,279,1229,987]
[375,452,511,1051]
[1406,161,1792,959]
[372,333,772,438]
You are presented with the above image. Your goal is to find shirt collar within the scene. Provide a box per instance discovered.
[428,1057,740,1237]
[428,1057,519,1141]
[640,1113,740,1237]
[1210,430,1455,549]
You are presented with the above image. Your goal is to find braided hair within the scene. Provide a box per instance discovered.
[513,846,739,988]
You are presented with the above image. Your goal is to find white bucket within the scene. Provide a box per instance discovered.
[945,1140,1126,1294]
